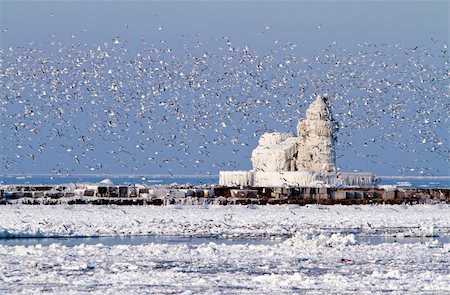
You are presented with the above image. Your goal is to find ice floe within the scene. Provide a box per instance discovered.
[0,205,448,293]
[0,231,448,293]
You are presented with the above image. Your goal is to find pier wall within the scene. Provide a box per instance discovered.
[0,184,448,205]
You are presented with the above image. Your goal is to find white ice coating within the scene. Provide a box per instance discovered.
[257,132,292,146]
[220,94,376,187]
[336,172,376,187]
[252,170,315,187]
[219,171,253,187]
[296,94,338,173]
[251,132,297,172]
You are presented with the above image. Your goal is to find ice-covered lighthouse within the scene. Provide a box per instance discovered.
[296,94,338,173]
[219,94,376,187]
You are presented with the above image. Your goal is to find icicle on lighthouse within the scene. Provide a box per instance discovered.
[219,94,376,187]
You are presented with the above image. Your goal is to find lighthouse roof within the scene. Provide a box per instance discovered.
[306,94,332,121]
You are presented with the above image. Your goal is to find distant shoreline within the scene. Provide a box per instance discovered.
[0,174,220,178]
[376,175,450,179]
[1,174,449,179]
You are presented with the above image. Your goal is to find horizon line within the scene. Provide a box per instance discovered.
[1,174,450,179]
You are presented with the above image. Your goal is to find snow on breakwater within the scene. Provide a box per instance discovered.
[2,183,449,206]
[1,175,449,188]
[0,204,449,239]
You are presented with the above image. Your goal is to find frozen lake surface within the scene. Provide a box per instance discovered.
[0,204,448,293]
[1,204,449,239]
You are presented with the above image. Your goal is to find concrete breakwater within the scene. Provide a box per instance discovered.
[0,184,448,205]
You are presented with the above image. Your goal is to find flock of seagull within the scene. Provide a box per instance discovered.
[0,30,448,176]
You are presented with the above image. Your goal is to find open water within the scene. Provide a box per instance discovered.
[0,235,283,247]
[1,235,448,247]
[1,175,449,188]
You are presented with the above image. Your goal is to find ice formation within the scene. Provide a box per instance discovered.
[296,94,338,173]
[220,94,375,187]
[1,204,448,239]
[251,132,297,172]
[1,205,449,294]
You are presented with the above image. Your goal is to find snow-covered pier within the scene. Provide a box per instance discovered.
[1,184,448,205]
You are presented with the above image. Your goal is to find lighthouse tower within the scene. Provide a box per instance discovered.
[296,94,338,173]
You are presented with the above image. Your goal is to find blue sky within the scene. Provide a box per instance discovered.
[0,1,448,176]
[2,1,447,50]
